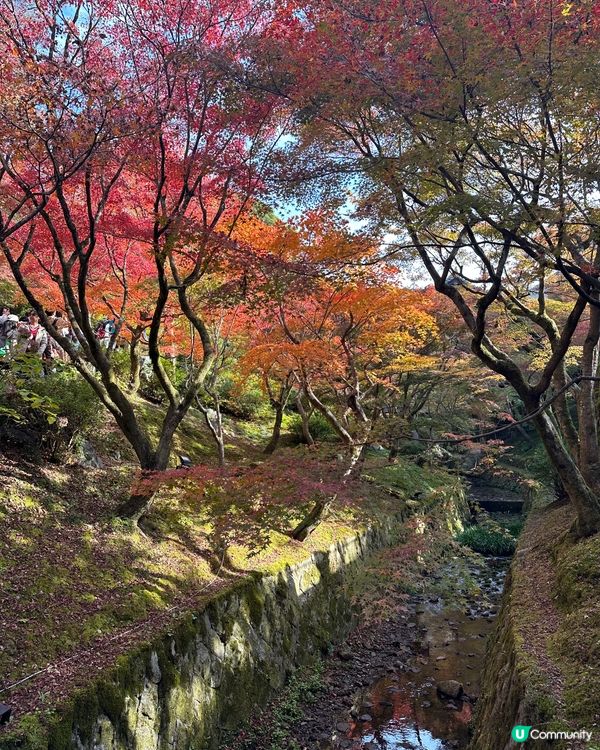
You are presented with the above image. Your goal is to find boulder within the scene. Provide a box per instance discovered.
[78,438,103,468]
[436,679,463,699]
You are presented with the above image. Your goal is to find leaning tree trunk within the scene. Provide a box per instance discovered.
[291,496,334,541]
[533,408,600,537]
[115,458,167,524]
[115,406,186,524]
[264,401,284,454]
[196,394,226,467]
[291,442,363,541]
[552,366,580,459]
[116,478,158,525]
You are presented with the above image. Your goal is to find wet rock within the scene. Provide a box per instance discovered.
[358,714,372,722]
[335,721,351,732]
[436,679,463,699]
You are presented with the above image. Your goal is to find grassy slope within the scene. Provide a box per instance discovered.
[0,406,455,737]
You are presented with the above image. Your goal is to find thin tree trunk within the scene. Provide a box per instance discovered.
[553,366,580,458]
[578,304,600,489]
[296,394,314,446]
[206,410,226,468]
[196,395,226,467]
[128,330,142,394]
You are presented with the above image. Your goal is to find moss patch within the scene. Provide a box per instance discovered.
[551,529,600,725]
[221,661,325,750]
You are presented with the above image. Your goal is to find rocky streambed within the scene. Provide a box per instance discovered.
[229,554,509,750]
[323,557,507,750]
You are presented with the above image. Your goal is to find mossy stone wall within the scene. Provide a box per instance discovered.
[467,567,556,750]
[469,493,562,750]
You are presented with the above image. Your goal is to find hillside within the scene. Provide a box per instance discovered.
[0,403,456,742]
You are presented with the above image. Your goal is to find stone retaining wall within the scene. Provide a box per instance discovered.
[469,491,558,750]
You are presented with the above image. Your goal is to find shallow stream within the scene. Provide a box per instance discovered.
[324,557,508,750]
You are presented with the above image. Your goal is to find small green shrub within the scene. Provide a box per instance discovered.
[138,355,189,403]
[457,525,517,556]
[289,411,339,443]
[0,278,26,312]
[398,440,427,456]
[215,372,271,420]
[107,347,133,383]
[0,356,102,459]
[502,519,524,537]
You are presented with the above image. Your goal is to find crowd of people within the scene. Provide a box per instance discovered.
[0,306,118,365]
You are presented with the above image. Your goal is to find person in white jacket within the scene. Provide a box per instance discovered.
[18,311,49,358]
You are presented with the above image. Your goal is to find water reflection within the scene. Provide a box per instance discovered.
[336,558,508,750]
